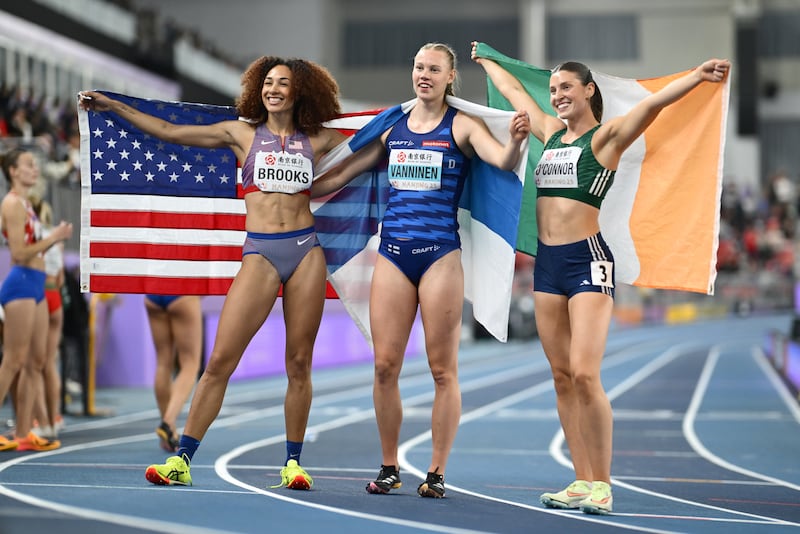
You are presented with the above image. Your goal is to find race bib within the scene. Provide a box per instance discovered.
[253,150,313,194]
[388,149,442,191]
[590,260,614,288]
[535,146,582,188]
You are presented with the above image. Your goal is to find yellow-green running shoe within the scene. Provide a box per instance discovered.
[540,480,592,509]
[580,481,613,515]
[271,459,313,490]
[145,454,192,486]
[0,435,18,452]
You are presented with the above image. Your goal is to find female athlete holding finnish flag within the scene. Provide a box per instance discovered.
[313,42,530,498]
[472,41,729,514]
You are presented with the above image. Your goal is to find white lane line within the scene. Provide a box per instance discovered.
[534,338,800,527]
[607,340,799,526]
[212,359,559,534]
[546,340,695,470]
[435,339,800,530]
[752,345,800,424]
[0,348,547,533]
[681,345,800,524]
[0,479,234,534]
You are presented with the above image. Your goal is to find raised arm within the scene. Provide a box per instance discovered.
[457,110,529,171]
[78,91,245,153]
[598,58,730,160]
[471,42,562,143]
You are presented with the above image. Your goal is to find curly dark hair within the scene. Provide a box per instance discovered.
[236,56,341,135]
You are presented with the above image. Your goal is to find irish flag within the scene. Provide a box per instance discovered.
[475,43,731,295]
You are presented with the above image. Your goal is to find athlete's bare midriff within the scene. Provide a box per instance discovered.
[244,191,315,233]
[536,196,601,245]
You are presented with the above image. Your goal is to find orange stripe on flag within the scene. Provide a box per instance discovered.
[631,71,726,293]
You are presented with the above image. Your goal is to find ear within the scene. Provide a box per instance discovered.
[586,81,596,99]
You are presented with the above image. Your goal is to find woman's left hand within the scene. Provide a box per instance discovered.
[509,110,531,141]
[698,59,730,83]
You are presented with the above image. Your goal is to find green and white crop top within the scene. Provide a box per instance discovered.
[534,125,615,209]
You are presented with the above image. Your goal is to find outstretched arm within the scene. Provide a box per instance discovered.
[471,41,562,144]
[600,59,730,157]
[78,91,243,152]
[311,137,386,198]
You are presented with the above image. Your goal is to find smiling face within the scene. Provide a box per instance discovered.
[549,69,594,121]
[261,64,295,114]
[412,48,455,102]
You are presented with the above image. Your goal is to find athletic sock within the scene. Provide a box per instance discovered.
[286,440,303,465]
[176,434,201,462]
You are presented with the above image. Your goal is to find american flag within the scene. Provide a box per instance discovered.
[78,91,361,296]
[79,93,528,342]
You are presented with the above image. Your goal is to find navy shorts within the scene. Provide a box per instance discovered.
[534,233,614,299]
[242,226,319,284]
[378,237,459,286]
[0,265,46,306]
[145,295,182,309]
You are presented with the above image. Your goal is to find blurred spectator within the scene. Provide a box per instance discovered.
[721,182,747,235]
[7,106,33,142]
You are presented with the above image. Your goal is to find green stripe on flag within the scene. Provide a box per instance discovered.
[475,42,558,257]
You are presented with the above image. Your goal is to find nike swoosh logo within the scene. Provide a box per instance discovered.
[261,140,276,145]
[297,236,313,245]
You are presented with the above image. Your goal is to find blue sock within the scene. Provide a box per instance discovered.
[286,440,303,465]
[176,435,201,463]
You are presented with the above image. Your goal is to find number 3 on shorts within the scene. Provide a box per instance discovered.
[590,260,614,288]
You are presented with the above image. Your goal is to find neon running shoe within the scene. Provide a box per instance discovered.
[580,481,613,515]
[366,465,402,494]
[540,480,592,509]
[271,459,313,490]
[155,421,179,452]
[417,471,445,498]
[145,454,193,486]
[0,435,18,452]
[15,432,60,452]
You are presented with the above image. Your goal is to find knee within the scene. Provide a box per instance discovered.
[285,349,312,383]
[27,352,48,373]
[202,352,237,382]
[428,362,457,389]
[374,359,401,386]
[551,368,574,396]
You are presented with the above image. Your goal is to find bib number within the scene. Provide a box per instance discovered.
[590,260,613,288]
[388,149,443,191]
[535,146,582,188]
[253,150,313,194]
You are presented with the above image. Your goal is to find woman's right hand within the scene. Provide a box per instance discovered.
[470,41,483,64]
[77,91,113,112]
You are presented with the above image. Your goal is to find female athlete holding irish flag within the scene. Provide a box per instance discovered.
[472,41,729,514]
